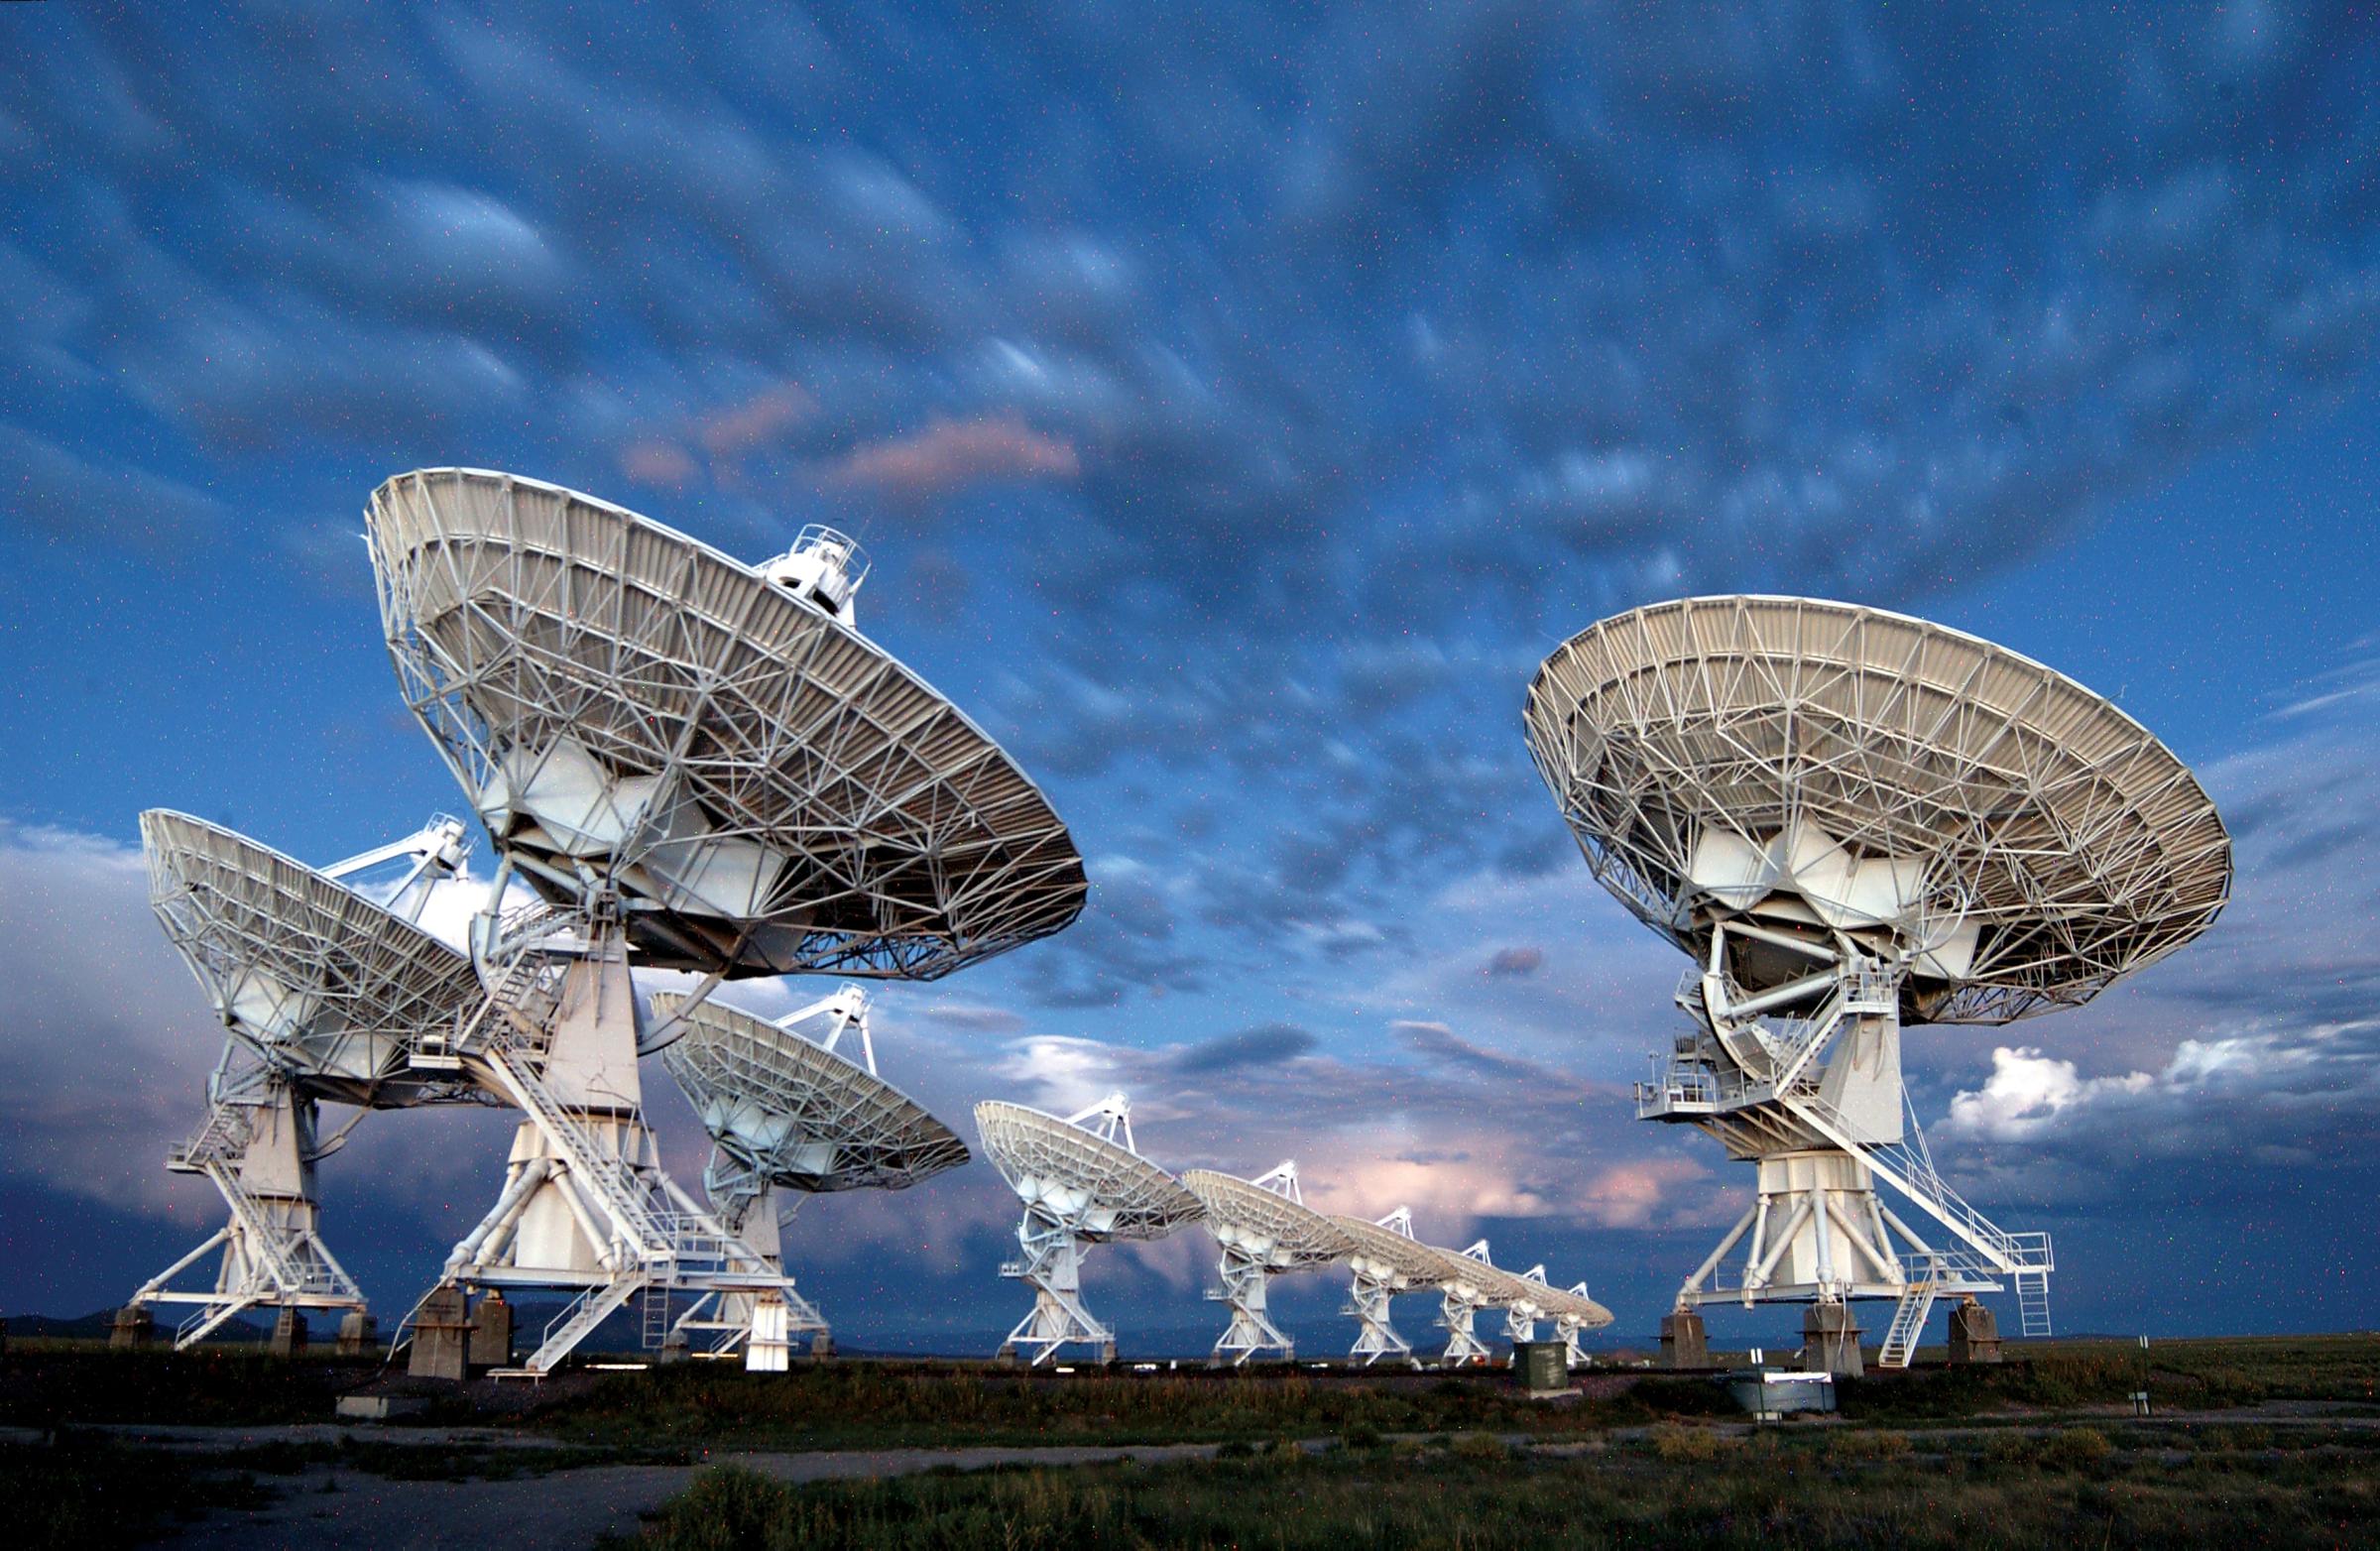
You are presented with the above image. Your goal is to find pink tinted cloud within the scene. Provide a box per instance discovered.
[699,381,817,457]
[828,413,1080,498]
[619,438,698,490]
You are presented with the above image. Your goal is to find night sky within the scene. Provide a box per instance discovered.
[2,4,2376,1354]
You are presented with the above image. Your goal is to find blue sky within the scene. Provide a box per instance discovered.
[2,3,2376,1354]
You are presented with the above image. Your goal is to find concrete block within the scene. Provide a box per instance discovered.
[269,1310,309,1358]
[1948,1300,2003,1365]
[407,1284,471,1382]
[1659,1310,1711,1370]
[336,1311,379,1357]
[1804,1303,1865,1378]
[467,1291,513,1371]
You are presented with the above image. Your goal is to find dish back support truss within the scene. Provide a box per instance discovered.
[365,467,1088,982]
[142,810,487,1109]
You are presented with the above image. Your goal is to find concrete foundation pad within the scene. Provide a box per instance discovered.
[335,1395,430,1422]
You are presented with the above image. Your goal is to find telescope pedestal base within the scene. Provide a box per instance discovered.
[1660,1310,1711,1370]
[1805,1303,1864,1377]
[1949,1300,2002,1365]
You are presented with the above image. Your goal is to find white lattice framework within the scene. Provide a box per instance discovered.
[367,467,1088,980]
[1524,596,2231,1364]
[655,986,969,1359]
[1328,1207,1446,1367]
[1524,596,2229,1024]
[133,812,490,1347]
[364,468,1087,1374]
[977,1096,1202,1366]
[143,811,486,1109]
[1184,1163,1351,1368]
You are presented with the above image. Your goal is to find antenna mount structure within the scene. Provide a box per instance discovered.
[1526,596,2231,1372]
[366,469,1085,1375]
[977,1094,1201,1367]
[656,985,969,1368]
[1329,1206,1440,1369]
[130,812,483,1350]
[1183,1161,1352,1369]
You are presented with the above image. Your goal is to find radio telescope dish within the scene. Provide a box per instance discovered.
[1328,1207,1446,1367]
[654,984,964,1362]
[976,1095,1202,1366]
[129,811,483,1350]
[1182,1163,1351,1367]
[1524,595,2229,1025]
[1524,596,2232,1373]
[367,466,1087,981]
[142,810,482,1109]
[364,467,1086,1376]
[656,987,969,1197]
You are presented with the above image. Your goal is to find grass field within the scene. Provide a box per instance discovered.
[603,1421,2380,1550]
[6,1334,2376,1547]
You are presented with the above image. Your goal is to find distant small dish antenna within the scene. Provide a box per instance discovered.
[1525,595,2231,1373]
[1181,1161,1352,1368]
[975,1094,1203,1367]
[655,984,970,1368]
[1326,1206,1446,1368]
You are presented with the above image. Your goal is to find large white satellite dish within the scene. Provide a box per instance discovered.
[368,467,1087,980]
[129,811,481,1348]
[1526,596,2231,1372]
[654,984,969,1366]
[1181,1162,1351,1367]
[975,1094,1202,1366]
[364,468,1087,1375]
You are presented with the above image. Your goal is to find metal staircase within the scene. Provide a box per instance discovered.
[1878,1266,1940,1368]
[1781,1090,2052,1281]
[526,1278,645,1372]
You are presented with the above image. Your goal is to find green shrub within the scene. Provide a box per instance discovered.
[1648,1422,1727,1462]
[2038,1426,2112,1468]
[1450,1432,1509,1461]
[1825,1429,1914,1461]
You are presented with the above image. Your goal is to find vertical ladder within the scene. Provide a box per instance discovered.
[1878,1276,1937,1369]
[642,1282,671,1350]
[2016,1268,2053,1337]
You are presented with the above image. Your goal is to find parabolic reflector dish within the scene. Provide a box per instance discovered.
[1182,1171,1352,1270]
[974,1101,1202,1240]
[365,468,1088,979]
[1424,1247,1522,1304]
[1523,596,2232,1023]
[1529,1279,1613,1326]
[1328,1214,1452,1288]
[653,992,968,1193]
[142,810,482,1109]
